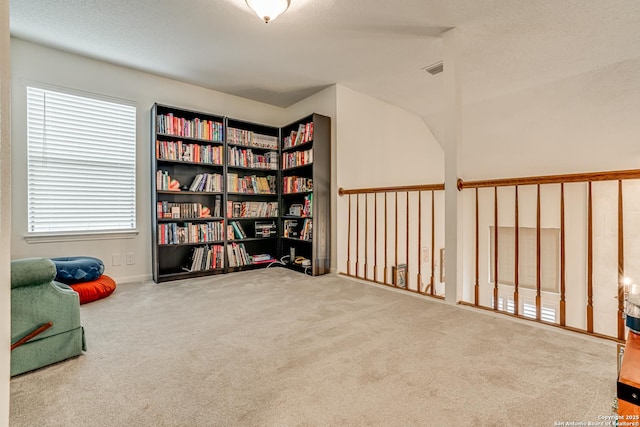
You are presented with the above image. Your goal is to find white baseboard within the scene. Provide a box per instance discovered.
[111,273,152,284]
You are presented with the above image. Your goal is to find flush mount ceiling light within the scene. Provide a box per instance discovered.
[246,0,291,23]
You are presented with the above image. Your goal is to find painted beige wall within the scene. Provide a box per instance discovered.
[0,0,9,423]
[335,85,445,281]
[10,39,285,283]
[0,0,10,424]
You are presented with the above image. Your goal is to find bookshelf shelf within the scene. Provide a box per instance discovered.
[158,217,224,222]
[156,133,224,145]
[282,141,313,152]
[157,159,223,167]
[282,191,313,196]
[227,192,276,196]
[282,164,313,172]
[158,241,225,247]
[282,237,312,243]
[227,165,278,172]
[157,191,224,196]
[228,237,278,243]
[152,104,329,282]
[229,216,278,220]
[155,268,225,283]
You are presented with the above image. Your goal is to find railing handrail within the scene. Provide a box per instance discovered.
[338,183,445,195]
[458,169,640,189]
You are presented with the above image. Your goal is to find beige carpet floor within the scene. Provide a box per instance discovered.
[10,268,617,426]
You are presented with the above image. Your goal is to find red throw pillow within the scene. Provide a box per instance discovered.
[70,275,116,304]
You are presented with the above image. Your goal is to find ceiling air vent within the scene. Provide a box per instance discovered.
[422,61,443,76]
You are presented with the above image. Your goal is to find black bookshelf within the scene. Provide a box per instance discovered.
[151,104,330,282]
[279,114,331,276]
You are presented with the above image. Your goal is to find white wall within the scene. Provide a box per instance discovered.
[0,1,10,424]
[10,39,285,283]
[454,56,640,181]
[335,85,445,283]
[281,86,338,271]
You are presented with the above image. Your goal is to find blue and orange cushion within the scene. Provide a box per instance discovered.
[51,256,115,304]
[69,275,116,304]
[51,256,104,284]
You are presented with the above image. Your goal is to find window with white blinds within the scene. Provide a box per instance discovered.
[489,226,560,293]
[27,86,136,234]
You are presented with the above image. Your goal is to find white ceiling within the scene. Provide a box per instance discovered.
[10,0,640,115]
[9,0,640,178]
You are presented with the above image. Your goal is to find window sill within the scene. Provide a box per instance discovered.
[25,230,139,244]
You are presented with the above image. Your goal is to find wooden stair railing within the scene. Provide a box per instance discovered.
[339,184,445,299]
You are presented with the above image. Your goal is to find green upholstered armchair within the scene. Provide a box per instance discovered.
[11,258,86,376]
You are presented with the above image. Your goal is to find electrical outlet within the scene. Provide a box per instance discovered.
[112,254,122,266]
[421,247,430,264]
[126,252,135,265]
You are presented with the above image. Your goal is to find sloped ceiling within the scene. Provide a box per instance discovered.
[9,0,640,177]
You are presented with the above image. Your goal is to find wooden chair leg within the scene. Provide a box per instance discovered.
[11,322,53,351]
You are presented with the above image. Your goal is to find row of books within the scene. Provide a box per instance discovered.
[227,173,276,194]
[227,201,278,218]
[283,219,298,238]
[283,122,314,149]
[282,148,313,169]
[189,173,223,192]
[228,221,247,239]
[227,242,250,267]
[156,200,221,219]
[283,219,312,240]
[157,114,223,141]
[185,245,224,272]
[158,221,225,245]
[228,147,278,170]
[302,194,312,217]
[157,170,174,191]
[156,140,223,165]
[227,128,278,149]
[283,176,313,194]
[300,219,312,240]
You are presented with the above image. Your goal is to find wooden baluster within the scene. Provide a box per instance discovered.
[431,189,436,296]
[417,191,422,292]
[536,184,541,321]
[356,194,360,278]
[374,193,378,283]
[618,180,625,340]
[514,185,519,316]
[475,188,479,306]
[587,182,594,332]
[560,183,566,326]
[494,187,499,310]
[394,192,399,287]
[384,192,388,284]
[364,193,368,280]
[406,191,410,291]
[347,194,351,276]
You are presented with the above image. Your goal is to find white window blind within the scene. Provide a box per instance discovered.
[492,295,557,322]
[27,86,136,234]
[489,226,559,293]
[523,302,557,323]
